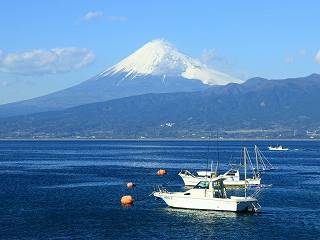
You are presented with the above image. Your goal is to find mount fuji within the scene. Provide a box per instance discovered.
[0,39,241,118]
[99,39,240,85]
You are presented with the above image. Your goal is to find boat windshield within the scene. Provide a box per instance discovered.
[180,170,192,175]
[226,170,237,176]
[194,181,209,189]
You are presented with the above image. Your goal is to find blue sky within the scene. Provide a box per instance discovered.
[0,0,320,104]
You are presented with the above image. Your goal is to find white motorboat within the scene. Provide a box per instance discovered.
[178,169,216,186]
[153,176,260,212]
[222,169,261,186]
[196,170,213,177]
[179,169,261,187]
[268,145,288,151]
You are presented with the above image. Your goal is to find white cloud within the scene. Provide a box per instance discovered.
[315,50,320,64]
[199,48,229,66]
[200,49,217,64]
[83,11,127,22]
[83,11,104,22]
[0,48,95,75]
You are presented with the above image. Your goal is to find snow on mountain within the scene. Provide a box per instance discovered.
[99,39,241,85]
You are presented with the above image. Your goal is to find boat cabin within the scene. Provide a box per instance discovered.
[192,178,227,198]
[222,169,240,181]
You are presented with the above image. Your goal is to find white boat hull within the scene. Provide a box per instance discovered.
[154,192,258,212]
[268,146,288,151]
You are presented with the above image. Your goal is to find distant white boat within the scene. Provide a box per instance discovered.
[268,145,288,151]
[153,147,261,212]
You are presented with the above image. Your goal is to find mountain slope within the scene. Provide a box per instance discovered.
[1,74,319,138]
[0,39,240,118]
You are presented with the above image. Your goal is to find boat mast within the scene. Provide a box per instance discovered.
[255,145,259,172]
[214,131,220,176]
[205,133,211,197]
[244,146,247,198]
[205,136,210,182]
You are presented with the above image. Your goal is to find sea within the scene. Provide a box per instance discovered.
[0,140,319,240]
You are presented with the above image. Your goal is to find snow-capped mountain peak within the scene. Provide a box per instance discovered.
[100,39,241,85]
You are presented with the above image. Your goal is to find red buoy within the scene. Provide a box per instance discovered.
[127,182,136,189]
[121,195,134,205]
[157,169,167,176]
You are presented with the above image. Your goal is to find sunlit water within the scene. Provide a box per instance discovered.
[0,140,319,239]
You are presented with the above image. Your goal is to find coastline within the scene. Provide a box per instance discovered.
[0,138,318,141]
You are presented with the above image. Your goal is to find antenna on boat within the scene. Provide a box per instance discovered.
[215,130,220,176]
[205,132,211,182]
[214,159,219,176]
[216,130,219,162]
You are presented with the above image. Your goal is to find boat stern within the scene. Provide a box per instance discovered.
[231,196,260,212]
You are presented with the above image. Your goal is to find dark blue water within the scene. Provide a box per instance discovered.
[0,140,319,239]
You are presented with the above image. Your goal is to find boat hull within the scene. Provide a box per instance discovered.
[268,147,288,151]
[154,192,258,212]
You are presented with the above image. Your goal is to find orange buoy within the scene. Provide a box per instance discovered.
[121,195,134,205]
[157,169,167,176]
[127,182,136,189]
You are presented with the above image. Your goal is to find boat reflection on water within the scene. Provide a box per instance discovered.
[160,207,256,223]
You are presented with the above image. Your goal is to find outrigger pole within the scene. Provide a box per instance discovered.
[244,146,247,198]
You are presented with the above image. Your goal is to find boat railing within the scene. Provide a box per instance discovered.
[153,185,169,193]
[251,202,261,212]
[249,184,272,199]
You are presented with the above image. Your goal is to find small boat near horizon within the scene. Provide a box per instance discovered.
[268,145,289,151]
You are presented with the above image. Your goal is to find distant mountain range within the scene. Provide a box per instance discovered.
[0,40,240,118]
[1,73,320,139]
